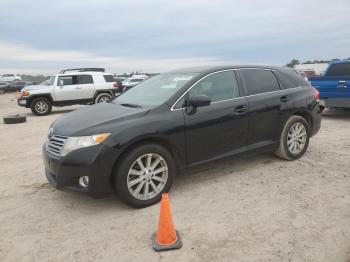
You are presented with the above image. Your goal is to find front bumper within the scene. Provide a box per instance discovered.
[17,97,29,107]
[42,142,121,198]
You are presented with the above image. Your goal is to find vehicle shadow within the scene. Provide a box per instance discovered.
[173,152,279,191]
[23,108,78,117]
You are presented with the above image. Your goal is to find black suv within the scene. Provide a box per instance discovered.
[43,65,321,207]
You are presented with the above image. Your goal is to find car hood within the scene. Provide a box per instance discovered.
[21,84,50,91]
[52,102,150,136]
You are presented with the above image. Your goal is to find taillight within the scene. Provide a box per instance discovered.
[113,83,118,88]
[312,88,320,100]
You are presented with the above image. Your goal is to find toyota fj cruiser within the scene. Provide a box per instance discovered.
[17,68,119,115]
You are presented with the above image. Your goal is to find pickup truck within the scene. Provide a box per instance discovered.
[310,60,350,111]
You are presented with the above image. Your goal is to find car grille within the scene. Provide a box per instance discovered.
[46,135,68,157]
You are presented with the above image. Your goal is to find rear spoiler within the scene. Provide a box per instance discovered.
[60,68,105,74]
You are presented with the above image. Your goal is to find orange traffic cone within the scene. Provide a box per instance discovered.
[152,193,182,252]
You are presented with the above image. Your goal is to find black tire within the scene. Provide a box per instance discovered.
[95,93,112,104]
[3,114,26,124]
[114,143,175,208]
[275,115,310,161]
[30,97,52,116]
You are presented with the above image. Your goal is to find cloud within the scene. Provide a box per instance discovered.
[0,0,349,74]
[0,41,225,74]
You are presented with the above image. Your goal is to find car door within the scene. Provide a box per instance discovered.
[239,68,293,148]
[180,70,249,165]
[54,75,94,101]
[54,75,80,101]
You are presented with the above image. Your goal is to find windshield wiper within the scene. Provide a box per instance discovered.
[120,103,142,108]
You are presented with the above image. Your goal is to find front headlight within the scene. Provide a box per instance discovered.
[22,90,30,97]
[61,133,111,156]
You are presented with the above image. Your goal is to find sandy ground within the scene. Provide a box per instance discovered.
[0,93,349,262]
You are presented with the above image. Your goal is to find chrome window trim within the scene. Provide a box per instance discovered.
[170,69,239,111]
[170,67,302,111]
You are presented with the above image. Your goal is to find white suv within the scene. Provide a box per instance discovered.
[17,68,119,115]
[0,74,21,82]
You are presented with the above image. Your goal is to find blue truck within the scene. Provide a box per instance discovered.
[311,60,350,111]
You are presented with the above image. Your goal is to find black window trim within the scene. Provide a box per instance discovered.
[57,74,94,85]
[171,69,242,111]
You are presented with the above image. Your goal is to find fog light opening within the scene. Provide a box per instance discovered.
[79,176,89,188]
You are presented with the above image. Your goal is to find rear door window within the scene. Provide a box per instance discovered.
[103,75,115,82]
[77,75,93,84]
[240,69,280,95]
[326,63,350,77]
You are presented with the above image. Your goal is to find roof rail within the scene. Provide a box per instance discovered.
[60,68,105,74]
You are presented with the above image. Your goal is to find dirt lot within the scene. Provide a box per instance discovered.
[0,93,349,262]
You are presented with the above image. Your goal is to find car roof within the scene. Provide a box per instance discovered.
[331,60,350,65]
[166,65,285,74]
[167,64,309,87]
[57,71,113,76]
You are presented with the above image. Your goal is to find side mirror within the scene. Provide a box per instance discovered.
[58,80,64,87]
[188,95,211,108]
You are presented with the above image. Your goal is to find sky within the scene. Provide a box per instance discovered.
[0,0,349,75]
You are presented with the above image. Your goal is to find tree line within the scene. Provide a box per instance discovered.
[286,58,350,68]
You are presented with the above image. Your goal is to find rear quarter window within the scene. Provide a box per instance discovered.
[103,75,116,82]
[273,71,300,89]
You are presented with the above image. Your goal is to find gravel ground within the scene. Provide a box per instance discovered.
[0,93,349,262]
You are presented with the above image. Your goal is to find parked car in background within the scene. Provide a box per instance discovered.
[42,65,321,208]
[1,80,32,92]
[113,77,124,93]
[310,60,350,111]
[122,75,149,91]
[0,82,9,93]
[17,68,120,116]
[0,74,22,82]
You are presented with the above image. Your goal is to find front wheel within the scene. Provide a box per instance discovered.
[275,115,310,160]
[30,97,52,116]
[114,144,175,208]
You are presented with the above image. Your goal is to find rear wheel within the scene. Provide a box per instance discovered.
[95,93,112,104]
[114,143,175,208]
[30,97,52,116]
[275,115,310,160]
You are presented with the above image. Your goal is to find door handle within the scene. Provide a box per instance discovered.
[280,95,288,103]
[75,86,82,89]
[233,105,247,114]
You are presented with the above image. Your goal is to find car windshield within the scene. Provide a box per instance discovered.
[44,76,55,85]
[114,73,197,107]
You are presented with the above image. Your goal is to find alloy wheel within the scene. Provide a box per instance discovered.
[287,122,307,155]
[127,153,168,200]
[99,96,111,103]
[35,101,48,114]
